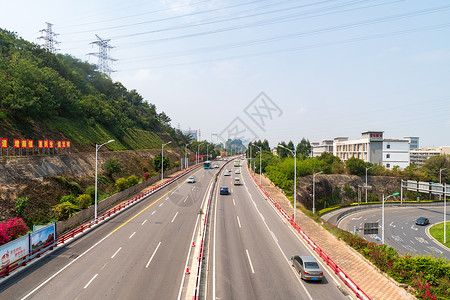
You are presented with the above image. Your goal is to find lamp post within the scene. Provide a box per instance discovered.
[95,139,115,219]
[313,171,323,214]
[161,141,172,184]
[279,144,298,220]
[254,145,262,185]
[382,192,400,244]
[440,168,447,200]
[365,166,372,203]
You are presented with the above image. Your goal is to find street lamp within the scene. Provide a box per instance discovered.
[313,171,323,214]
[185,140,194,169]
[254,145,262,185]
[95,139,115,219]
[382,192,400,244]
[440,168,447,200]
[365,166,372,203]
[279,144,298,221]
[161,141,172,184]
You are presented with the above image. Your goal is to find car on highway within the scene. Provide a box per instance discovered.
[220,186,229,195]
[235,169,240,174]
[224,171,231,176]
[415,217,430,226]
[214,164,219,168]
[187,177,195,183]
[234,178,241,185]
[291,255,323,281]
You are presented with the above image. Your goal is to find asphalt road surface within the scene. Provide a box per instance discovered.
[339,206,450,259]
[0,164,220,300]
[208,161,352,300]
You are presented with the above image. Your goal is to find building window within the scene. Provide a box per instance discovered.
[386,154,390,158]
[386,163,390,168]
[387,144,390,149]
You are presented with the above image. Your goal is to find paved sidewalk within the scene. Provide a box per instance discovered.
[257,174,415,300]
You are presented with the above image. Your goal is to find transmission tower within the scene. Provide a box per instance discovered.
[38,22,60,53]
[88,35,116,77]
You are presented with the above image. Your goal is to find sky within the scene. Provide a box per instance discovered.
[2,0,450,148]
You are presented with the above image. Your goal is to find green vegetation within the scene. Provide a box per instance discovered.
[153,153,170,172]
[429,222,450,248]
[0,28,189,150]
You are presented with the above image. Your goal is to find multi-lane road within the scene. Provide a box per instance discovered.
[0,159,353,299]
[338,206,450,259]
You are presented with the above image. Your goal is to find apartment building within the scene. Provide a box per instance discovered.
[410,147,450,167]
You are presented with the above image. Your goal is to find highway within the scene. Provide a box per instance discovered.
[208,160,351,300]
[0,164,220,300]
[339,206,450,259]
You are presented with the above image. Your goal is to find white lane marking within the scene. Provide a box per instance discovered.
[146,242,162,268]
[389,222,396,228]
[111,247,122,259]
[192,187,195,191]
[351,216,362,220]
[152,211,156,215]
[166,197,169,201]
[159,203,163,207]
[142,219,147,225]
[183,196,189,203]
[237,216,242,228]
[129,232,136,239]
[84,274,98,289]
[246,249,255,274]
[411,225,418,231]
[233,198,236,206]
[171,212,179,223]
[410,240,415,244]
[21,226,116,299]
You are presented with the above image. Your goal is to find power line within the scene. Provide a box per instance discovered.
[87,35,117,77]
[38,22,60,53]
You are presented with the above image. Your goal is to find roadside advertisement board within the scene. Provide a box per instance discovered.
[0,235,29,267]
[30,223,56,252]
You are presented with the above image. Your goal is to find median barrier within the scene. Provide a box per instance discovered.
[247,165,371,300]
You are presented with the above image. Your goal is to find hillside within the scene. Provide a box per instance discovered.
[0,28,187,151]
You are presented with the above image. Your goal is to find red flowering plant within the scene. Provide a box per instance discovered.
[0,217,29,247]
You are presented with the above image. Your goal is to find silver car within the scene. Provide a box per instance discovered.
[291,255,323,281]
[187,177,195,183]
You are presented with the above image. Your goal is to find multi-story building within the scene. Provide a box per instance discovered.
[404,136,419,150]
[311,140,333,157]
[410,147,450,167]
[332,131,410,169]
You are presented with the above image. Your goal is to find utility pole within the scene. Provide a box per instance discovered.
[88,35,116,77]
[38,22,60,53]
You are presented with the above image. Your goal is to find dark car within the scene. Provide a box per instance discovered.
[220,187,229,195]
[291,255,323,281]
[416,217,430,226]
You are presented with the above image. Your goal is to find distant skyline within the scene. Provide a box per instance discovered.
[2,0,449,148]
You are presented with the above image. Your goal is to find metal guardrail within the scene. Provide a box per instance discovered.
[192,159,232,300]
[0,164,201,279]
[248,166,371,300]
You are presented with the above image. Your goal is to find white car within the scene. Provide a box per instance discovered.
[235,169,240,174]
[187,177,195,183]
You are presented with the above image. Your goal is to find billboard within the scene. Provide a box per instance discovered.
[30,224,56,252]
[431,184,444,195]
[418,181,430,193]
[0,235,29,267]
[406,180,417,191]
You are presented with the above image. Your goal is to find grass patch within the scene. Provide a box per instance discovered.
[429,222,450,248]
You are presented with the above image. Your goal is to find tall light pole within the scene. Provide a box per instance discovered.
[254,145,262,185]
[161,141,172,183]
[313,171,323,214]
[382,192,400,244]
[365,166,372,203]
[95,139,115,219]
[444,183,447,243]
[279,144,298,221]
[207,144,209,161]
[440,168,447,200]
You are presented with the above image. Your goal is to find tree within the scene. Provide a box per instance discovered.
[423,154,450,183]
[15,196,28,217]
[153,154,170,172]
[346,157,367,176]
[296,138,311,159]
[104,157,124,177]
[277,141,289,159]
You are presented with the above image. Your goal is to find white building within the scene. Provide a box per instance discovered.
[404,136,419,150]
[332,131,410,170]
[410,147,450,167]
[311,140,333,157]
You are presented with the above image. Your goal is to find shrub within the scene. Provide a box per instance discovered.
[126,175,139,187]
[76,194,92,209]
[0,218,29,246]
[143,172,151,180]
[53,202,80,221]
[115,178,129,191]
[104,157,124,177]
[60,194,78,205]
[85,186,95,199]
[15,196,28,217]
